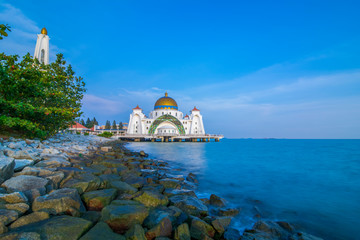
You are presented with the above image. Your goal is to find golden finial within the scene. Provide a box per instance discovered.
[41,27,48,35]
[165,92,168,97]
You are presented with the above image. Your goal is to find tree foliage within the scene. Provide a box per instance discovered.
[0,52,86,139]
[112,120,117,130]
[105,120,111,130]
[0,24,11,40]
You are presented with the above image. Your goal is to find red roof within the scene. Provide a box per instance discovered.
[90,126,95,131]
[184,114,189,118]
[133,105,142,110]
[192,106,200,111]
[69,122,88,129]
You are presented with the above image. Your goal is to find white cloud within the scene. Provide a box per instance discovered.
[0,3,60,60]
[82,94,127,115]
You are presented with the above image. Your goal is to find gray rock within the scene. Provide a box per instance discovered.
[109,180,138,194]
[1,175,51,202]
[159,179,181,189]
[211,216,232,234]
[125,224,147,240]
[82,188,117,211]
[209,194,226,207]
[101,203,149,234]
[14,159,34,172]
[0,157,15,184]
[61,173,101,194]
[174,223,191,240]
[0,192,28,204]
[9,211,50,229]
[32,188,85,215]
[35,157,71,168]
[169,195,208,217]
[133,191,169,208]
[145,217,172,240]
[1,202,30,216]
[80,221,125,240]
[0,209,18,225]
[14,215,92,240]
[190,217,215,240]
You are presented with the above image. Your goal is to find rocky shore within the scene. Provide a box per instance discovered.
[0,134,322,240]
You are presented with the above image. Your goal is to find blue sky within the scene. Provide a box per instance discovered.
[1,0,360,138]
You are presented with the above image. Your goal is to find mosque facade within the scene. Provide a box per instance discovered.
[127,93,205,136]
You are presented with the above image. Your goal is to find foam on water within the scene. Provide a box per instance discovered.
[127,139,360,240]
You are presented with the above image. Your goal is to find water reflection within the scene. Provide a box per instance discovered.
[127,142,207,174]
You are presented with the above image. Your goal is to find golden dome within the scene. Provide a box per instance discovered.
[41,27,47,35]
[154,92,178,110]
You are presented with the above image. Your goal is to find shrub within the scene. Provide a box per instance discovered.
[98,132,113,138]
[84,132,89,136]
[76,131,81,135]
[0,53,86,139]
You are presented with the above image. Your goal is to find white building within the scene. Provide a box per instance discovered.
[127,92,205,136]
[34,27,50,65]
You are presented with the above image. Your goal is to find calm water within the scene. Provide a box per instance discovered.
[127,139,360,240]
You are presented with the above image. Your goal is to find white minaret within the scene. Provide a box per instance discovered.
[34,27,50,65]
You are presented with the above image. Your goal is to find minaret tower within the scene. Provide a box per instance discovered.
[34,27,50,65]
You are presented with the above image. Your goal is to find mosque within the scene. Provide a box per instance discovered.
[127,92,205,137]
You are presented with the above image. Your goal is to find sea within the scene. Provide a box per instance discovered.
[126,139,360,240]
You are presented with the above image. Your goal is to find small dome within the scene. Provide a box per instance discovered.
[154,92,178,110]
[41,27,48,35]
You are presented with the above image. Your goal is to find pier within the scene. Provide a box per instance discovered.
[113,134,224,142]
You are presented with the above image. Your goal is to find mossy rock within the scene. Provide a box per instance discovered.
[133,191,168,208]
[80,221,125,240]
[101,204,149,234]
[82,188,117,211]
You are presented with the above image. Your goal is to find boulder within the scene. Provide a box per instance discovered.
[186,173,198,183]
[144,206,183,229]
[9,211,50,229]
[209,194,225,207]
[125,224,147,240]
[109,180,138,194]
[174,223,191,240]
[61,173,101,194]
[0,223,7,234]
[0,157,15,184]
[0,232,41,239]
[15,215,92,240]
[35,157,71,168]
[159,179,181,189]
[32,188,85,215]
[122,175,146,189]
[190,217,215,240]
[0,209,18,225]
[81,211,101,224]
[145,217,172,240]
[2,202,29,216]
[0,192,28,204]
[211,217,232,234]
[80,221,125,240]
[1,175,51,202]
[169,195,208,217]
[82,188,117,211]
[133,191,169,208]
[217,208,240,217]
[101,203,149,233]
[14,159,34,172]
[5,149,34,160]
[163,189,196,198]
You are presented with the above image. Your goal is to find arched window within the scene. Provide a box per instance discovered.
[41,49,45,64]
